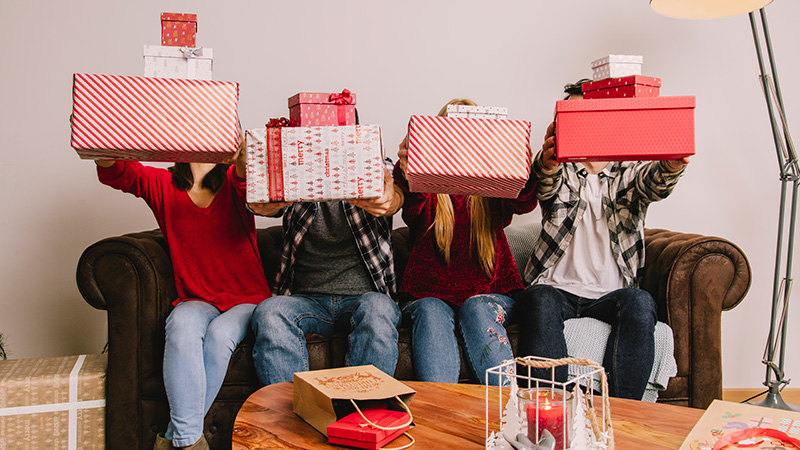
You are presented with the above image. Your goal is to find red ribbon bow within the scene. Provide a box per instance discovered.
[329,89,354,105]
[266,117,289,128]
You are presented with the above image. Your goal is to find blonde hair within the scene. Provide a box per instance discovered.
[430,99,496,278]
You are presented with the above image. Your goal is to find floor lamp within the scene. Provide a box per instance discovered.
[649,0,798,411]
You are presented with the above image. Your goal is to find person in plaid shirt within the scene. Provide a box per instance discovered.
[248,162,404,386]
[517,80,689,400]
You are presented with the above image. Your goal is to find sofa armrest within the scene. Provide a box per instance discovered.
[76,230,175,449]
[641,228,751,408]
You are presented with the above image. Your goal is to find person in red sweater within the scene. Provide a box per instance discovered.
[393,99,538,385]
[94,141,272,450]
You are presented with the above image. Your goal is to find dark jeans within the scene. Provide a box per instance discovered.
[517,284,657,400]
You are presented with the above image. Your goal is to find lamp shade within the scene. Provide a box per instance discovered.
[650,0,773,19]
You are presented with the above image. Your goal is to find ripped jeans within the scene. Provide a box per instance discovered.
[402,294,516,385]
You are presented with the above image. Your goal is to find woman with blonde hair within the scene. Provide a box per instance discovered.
[393,99,537,384]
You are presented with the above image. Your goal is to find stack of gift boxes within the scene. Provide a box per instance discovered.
[555,54,696,162]
[71,13,240,164]
[245,90,386,203]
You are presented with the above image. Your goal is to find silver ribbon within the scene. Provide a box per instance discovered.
[179,47,203,59]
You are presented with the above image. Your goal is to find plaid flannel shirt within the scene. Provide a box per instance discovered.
[273,160,396,296]
[523,153,685,288]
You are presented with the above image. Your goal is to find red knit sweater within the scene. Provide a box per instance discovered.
[394,166,537,306]
[98,161,271,311]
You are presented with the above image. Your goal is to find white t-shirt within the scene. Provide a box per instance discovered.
[537,173,625,298]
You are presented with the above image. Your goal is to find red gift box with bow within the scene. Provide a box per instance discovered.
[288,89,357,127]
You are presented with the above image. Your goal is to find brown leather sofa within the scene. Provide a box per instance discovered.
[76,224,751,450]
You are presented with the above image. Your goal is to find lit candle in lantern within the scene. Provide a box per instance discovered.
[525,392,567,449]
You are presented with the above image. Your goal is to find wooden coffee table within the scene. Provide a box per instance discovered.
[233,381,703,449]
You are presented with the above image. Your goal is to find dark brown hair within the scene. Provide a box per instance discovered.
[563,78,592,99]
[168,163,230,193]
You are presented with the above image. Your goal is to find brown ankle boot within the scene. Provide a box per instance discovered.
[153,434,174,450]
[180,435,209,450]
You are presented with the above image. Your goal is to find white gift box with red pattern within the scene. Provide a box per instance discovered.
[445,104,508,119]
[70,73,240,163]
[406,115,532,198]
[591,54,643,80]
[143,45,213,80]
[246,124,384,203]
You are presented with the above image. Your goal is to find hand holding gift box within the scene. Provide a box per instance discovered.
[246,122,384,203]
[405,115,532,198]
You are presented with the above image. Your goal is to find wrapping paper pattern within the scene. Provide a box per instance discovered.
[582,75,661,99]
[406,115,532,198]
[70,73,240,163]
[288,92,357,127]
[143,45,213,80]
[591,54,643,80]
[246,125,384,202]
[555,96,696,162]
[0,354,106,450]
[446,104,508,119]
[161,12,197,47]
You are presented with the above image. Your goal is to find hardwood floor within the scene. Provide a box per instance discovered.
[723,388,800,407]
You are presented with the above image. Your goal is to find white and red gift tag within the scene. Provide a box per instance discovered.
[406,115,531,199]
[246,124,384,203]
[70,73,240,163]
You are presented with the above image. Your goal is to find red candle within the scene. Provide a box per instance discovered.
[526,393,567,449]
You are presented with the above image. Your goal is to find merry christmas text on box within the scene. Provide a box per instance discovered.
[246,124,384,203]
[406,115,532,198]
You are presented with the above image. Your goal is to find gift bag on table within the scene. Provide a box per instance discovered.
[293,365,416,437]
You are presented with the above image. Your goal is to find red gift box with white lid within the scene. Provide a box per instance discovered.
[581,75,662,99]
[554,96,695,162]
[288,90,357,127]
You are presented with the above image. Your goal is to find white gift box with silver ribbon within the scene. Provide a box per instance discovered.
[143,45,213,80]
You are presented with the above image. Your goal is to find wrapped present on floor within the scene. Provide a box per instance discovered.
[581,75,661,99]
[555,96,695,162]
[445,104,508,119]
[0,354,106,450]
[406,115,532,198]
[591,54,643,80]
[143,45,213,80]
[70,73,240,163]
[288,90,357,127]
[246,121,384,202]
[161,12,197,47]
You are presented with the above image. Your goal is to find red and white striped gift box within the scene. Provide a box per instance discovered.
[406,115,532,198]
[70,73,240,163]
[246,125,384,203]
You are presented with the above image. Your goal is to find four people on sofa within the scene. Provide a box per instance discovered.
[93,80,688,450]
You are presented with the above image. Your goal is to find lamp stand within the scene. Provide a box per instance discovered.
[747,7,799,412]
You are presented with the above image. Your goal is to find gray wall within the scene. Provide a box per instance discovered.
[1,0,797,389]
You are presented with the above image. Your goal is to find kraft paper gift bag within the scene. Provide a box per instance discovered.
[293,365,416,437]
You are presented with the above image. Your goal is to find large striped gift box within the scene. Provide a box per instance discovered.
[555,96,695,162]
[246,125,384,203]
[70,73,240,163]
[406,115,532,198]
[0,354,106,450]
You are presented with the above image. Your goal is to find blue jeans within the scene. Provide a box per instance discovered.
[403,294,516,386]
[162,301,256,447]
[517,285,657,400]
[251,292,401,385]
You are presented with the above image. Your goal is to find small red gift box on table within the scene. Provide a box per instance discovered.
[161,12,198,47]
[555,96,695,162]
[581,75,661,99]
[327,406,411,450]
[406,115,532,198]
[288,89,357,127]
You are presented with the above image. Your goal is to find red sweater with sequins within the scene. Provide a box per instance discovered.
[98,161,271,311]
[394,166,537,306]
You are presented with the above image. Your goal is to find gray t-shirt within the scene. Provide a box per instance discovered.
[292,201,375,295]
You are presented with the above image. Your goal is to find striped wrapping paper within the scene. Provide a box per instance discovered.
[406,115,532,198]
[70,73,240,163]
[245,125,384,203]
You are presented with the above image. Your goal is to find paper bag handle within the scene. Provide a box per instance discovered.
[349,396,415,450]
